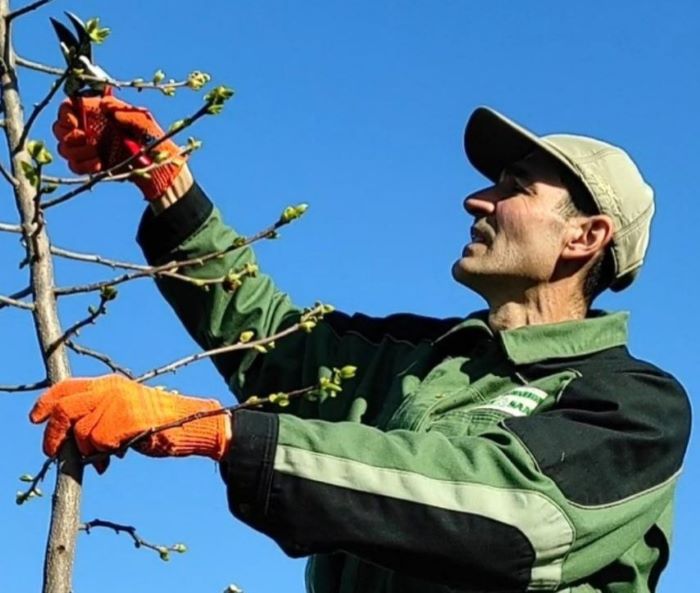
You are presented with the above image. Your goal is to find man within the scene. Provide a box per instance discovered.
[32,99,691,592]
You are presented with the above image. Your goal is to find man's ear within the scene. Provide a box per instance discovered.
[561,215,614,261]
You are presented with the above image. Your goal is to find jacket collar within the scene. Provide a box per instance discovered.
[436,310,629,364]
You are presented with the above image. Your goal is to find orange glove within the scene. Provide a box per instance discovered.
[52,96,185,200]
[29,375,230,471]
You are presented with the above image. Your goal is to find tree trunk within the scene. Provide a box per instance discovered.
[0,3,83,592]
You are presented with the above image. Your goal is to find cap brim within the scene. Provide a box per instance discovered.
[464,106,578,186]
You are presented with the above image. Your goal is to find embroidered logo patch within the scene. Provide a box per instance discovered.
[474,386,549,417]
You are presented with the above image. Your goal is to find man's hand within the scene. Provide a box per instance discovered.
[52,96,185,200]
[29,375,230,472]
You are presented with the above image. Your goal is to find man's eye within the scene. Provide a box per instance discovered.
[513,180,530,194]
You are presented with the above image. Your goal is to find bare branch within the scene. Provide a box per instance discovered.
[19,67,69,149]
[49,294,110,355]
[0,379,49,392]
[0,286,31,311]
[42,104,213,209]
[6,0,53,22]
[15,55,206,96]
[51,245,150,271]
[15,458,54,504]
[41,143,198,186]
[77,73,192,95]
[55,210,297,296]
[80,519,187,561]
[0,221,21,232]
[15,55,63,75]
[0,293,34,309]
[135,303,329,383]
[67,341,134,378]
[0,159,18,186]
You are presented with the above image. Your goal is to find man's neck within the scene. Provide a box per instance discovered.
[486,283,588,332]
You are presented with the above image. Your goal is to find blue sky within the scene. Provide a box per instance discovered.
[1,1,697,591]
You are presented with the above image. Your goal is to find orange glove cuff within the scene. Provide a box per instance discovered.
[146,396,230,460]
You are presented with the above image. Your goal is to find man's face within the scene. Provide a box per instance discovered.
[452,152,573,299]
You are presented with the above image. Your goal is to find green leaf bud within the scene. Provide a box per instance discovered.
[152,150,170,164]
[204,85,235,104]
[186,137,203,151]
[169,119,188,133]
[85,18,110,44]
[19,474,34,483]
[280,203,310,223]
[20,161,39,187]
[27,140,53,165]
[187,71,211,90]
[222,273,243,293]
[243,263,259,277]
[339,366,358,379]
[152,70,166,84]
[99,285,118,301]
[158,547,170,561]
[238,330,255,343]
[172,543,187,553]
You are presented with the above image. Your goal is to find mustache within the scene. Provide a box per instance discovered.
[470,219,496,242]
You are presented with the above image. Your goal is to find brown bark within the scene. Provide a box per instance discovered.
[0,3,83,593]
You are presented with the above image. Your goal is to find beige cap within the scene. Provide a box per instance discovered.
[464,107,655,291]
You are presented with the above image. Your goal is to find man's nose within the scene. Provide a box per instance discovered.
[463,188,497,216]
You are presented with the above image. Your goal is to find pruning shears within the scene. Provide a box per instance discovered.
[50,12,151,167]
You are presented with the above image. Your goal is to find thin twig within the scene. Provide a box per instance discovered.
[42,104,212,209]
[15,457,54,505]
[48,294,110,355]
[15,55,200,95]
[79,519,187,560]
[0,159,17,186]
[77,73,192,94]
[134,302,329,384]
[51,245,151,271]
[18,67,69,149]
[54,214,291,296]
[6,0,53,21]
[0,293,34,310]
[15,55,63,75]
[66,341,134,378]
[0,285,32,311]
[41,144,196,186]
[0,378,49,392]
[136,318,304,383]
[0,221,21,232]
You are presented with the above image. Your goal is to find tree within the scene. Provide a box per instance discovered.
[0,3,347,591]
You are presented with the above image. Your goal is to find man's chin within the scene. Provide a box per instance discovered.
[451,257,501,299]
[451,258,481,288]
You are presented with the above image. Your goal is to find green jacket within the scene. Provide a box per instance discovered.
[138,185,691,593]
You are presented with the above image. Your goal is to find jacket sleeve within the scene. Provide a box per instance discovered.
[136,183,456,419]
[220,364,691,591]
